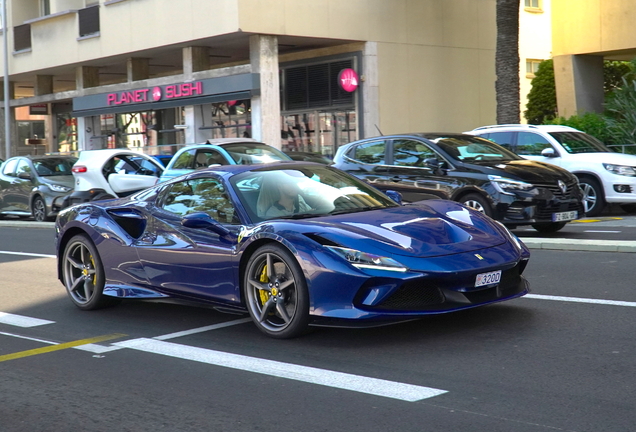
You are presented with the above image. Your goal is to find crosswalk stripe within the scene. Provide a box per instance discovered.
[0,312,55,327]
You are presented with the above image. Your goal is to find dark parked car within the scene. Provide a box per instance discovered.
[332,133,585,233]
[284,151,333,164]
[0,155,77,221]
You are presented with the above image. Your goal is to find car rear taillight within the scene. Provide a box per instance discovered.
[72,166,88,173]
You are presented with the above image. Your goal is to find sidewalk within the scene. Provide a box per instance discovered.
[520,237,636,253]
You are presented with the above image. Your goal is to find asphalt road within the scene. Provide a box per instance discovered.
[0,224,635,431]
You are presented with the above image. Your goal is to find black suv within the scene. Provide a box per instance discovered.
[332,133,584,232]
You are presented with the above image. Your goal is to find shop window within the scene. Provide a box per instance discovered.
[283,59,355,110]
[79,5,100,37]
[18,120,45,144]
[56,114,78,153]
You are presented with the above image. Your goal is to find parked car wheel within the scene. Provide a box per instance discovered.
[31,196,50,222]
[460,193,493,218]
[531,222,567,233]
[578,176,605,217]
[62,234,120,310]
[244,244,310,339]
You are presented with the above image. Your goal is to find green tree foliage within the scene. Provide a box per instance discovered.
[605,76,636,148]
[524,59,556,125]
[545,112,615,145]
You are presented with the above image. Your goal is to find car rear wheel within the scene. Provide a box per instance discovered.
[578,177,605,217]
[531,222,567,233]
[31,196,50,222]
[244,244,310,339]
[460,193,493,218]
[62,234,120,310]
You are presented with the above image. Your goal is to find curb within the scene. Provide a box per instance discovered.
[520,238,636,253]
[0,221,55,229]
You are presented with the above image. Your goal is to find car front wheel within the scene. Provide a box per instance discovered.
[62,234,119,310]
[578,177,605,217]
[460,193,494,218]
[31,196,50,222]
[244,244,310,339]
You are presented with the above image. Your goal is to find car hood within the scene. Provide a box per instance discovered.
[39,175,75,188]
[470,159,572,183]
[553,151,636,165]
[287,201,509,258]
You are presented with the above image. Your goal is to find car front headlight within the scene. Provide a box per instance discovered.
[495,221,523,251]
[603,163,636,177]
[325,246,407,272]
[488,175,534,194]
[48,184,72,193]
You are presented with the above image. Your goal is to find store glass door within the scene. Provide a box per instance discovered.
[281,110,356,159]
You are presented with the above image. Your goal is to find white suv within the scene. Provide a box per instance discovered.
[467,124,636,216]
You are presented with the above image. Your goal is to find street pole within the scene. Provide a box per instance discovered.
[2,0,9,160]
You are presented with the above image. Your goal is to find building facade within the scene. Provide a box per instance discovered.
[552,0,636,118]
[0,0,499,160]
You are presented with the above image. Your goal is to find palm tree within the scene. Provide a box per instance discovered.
[495,0,520,124]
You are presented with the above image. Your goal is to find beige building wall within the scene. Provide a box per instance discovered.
[552,0,636,117]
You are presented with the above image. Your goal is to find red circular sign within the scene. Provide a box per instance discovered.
[338,68,359,92]
[152,87,162,101]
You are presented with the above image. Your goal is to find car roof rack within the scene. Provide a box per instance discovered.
[471,124,540,131]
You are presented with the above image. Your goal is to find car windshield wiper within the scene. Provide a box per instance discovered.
[328,206,385,216]
[273,212,322,220]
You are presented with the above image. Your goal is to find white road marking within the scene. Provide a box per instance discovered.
[0,312,55,327]
[153,318,253,340]
[114,338,448,402]
[525,294,636,307]
[0,250,56,258]
[0,331,57,344]
[583,230,621,233]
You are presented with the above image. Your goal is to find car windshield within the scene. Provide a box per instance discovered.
[33,157,77,176]
[548,131,611,154]
[231,164,399,223]
[427,136,522,162]
[224,143,290,165]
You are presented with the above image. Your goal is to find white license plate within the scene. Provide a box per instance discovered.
[552,210,578,222]
[475,270,502,287]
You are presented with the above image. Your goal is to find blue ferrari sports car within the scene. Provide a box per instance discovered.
[55,161,530,338]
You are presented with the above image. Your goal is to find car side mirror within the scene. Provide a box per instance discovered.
[541,148,557,158]
[385,190,403,205]
[18,171,32,180]
[424,157,440,168]
[181,212,233,237]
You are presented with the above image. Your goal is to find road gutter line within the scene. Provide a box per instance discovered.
[0,250,56,258]
[525,294,636,307]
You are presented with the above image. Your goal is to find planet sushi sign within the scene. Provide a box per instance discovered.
[338,68,359,92]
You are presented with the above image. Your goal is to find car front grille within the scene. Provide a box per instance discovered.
[534,178,579,199]
[374,282,445,310]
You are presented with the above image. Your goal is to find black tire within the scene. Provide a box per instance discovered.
[578,177,605,217]
[460,193,494,218]
[92,193,116,202]
[620,204,636,214]
[62,234,120,310]
[243,243,310,339]
[31,196,51,222]
[531,222,567,233]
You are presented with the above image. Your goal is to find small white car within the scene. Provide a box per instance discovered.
[467,124,636,216]
[68,149,165,206]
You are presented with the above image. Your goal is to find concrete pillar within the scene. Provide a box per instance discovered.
[76,66,100,89]
[35,75,53,96]
[362,42,378,138]
[249,34,280,148]
[554,54,604,118]
[0,82,15,159]
[127,57,149,81]
[0,81,15,100]
[183,46,210,77]
[184,104,208,144]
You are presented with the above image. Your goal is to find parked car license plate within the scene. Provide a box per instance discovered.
[475,270,502,287]
[552,210,578,222]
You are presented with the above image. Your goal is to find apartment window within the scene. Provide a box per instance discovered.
[524,0,541,9]
[41,0,51,16]
[14,24,32,51]
[78,5,100,37]
[526,59,543,78]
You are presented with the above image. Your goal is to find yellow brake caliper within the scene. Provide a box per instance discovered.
[259,264,269,305]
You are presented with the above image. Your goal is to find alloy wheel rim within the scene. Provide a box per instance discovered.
[464,199,485,213]
[33,199,46,221]
[246,252,298,332]
[580,183,597,213]
[64,242,97,304]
